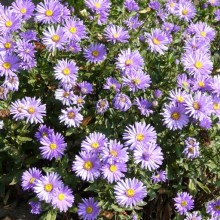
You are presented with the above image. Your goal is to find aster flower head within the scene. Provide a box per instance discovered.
[34,172,63,203]
[209,75,220,97]
[78,197,100,220]
[81,132,107,153]
[72,95,86,107]
[85,0,111,12]
[183,137,200,159]
[112,93,132,112]
[124,0,139,12]
[146,28,170,55]
[208,0,220,6]
[0,36,15,55]
[168,89,188,105]
[134,97,153,116]
[114,178,147,208]
[21,167,42,191]
[20,30,38,42]
[212,96,220,119]
[10,99,26,120]
[199,116,212,129]
[214,9,220,21]
[174,192,194,215]
[206,199,220,218]
[72,151,101,181]
[66,41,81,53]
[165,0,178,14]
[122,70,151,92]
[78,81,93,94]
[35,124,54,141]
[63,17,86,42]
[116,48,144,73]
[134,143,164,171]
[175,1,196,22]
[123,122,157,150]
[104,24,129,44]
[177,73,190,89]
[3,73,19,91]
[103,77,121,92]
[151,170,167,184]
[84,43,107,64]
[55,88,75,106]
[52,185,74,212]
[124,15,143,30]
[96,99,109,114]
[184,211,202,220]
[154,89,163,99]
[54,59,78,84]
[29,201,42,215]
[192,74,211,92]
[101,139,129,163]
[149,1,161,10]
[184,91,213,121]
[42,25,66,52]
[101,161,127,183]
[181,50,213,76]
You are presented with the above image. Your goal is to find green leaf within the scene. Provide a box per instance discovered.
[196,180,211,194]
[39,210,57,220]
[17,136,33,142]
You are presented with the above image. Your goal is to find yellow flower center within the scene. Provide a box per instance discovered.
[214,103,219,110]
[183,81,188,87]
[113,33,119,39]
[136,134,144,141]
[29,177,36,184]
[69,27,77,34]
[182,9,188,15]
[5,20,12,27]
[109,165,117,172]
[62,68,70,75]
[94,2,101,8]
[126,188,135,197]
[181,200,188,207]
[3,62,11,69]
[63,92,69,97]
[110,150,117,157]
[125,59,133,66]
[67,112,75,119]
[4,42,11,49]
[86,206,93,214]
[42,132,48,137]
[84,161,93,170]
[45,9,53,17]
[177,96,184,103]
[52,35,60,42]
[20,8,27,14]
[200,31,206,37]
[132,78,141,85]
[171,112,180,120]
[50,143,57,150]
[195,61,203,69]
[198,81,205,87]
[91,142,99,149]
[214,205,220,211]
[92,50,99,57]
[152,38,160,45]
[58,193,65,201]
[44,183,53,192]
[193,102,200,110]
[27,107,35,114]
[170,2,175,7]
[77,98,83,104]
[188,146,195,153]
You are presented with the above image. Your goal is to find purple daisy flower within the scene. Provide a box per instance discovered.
[175,1,196,22]
[209,75,220,97]
[124,0,139,12]
[78,197,100,220]
[151,170,167,184]
[177,73,191,89]
[116,48,144,72]
[183,137,200,159]
[11,0,35,20]
[184,91,213,121]
[149,0,161,10]
[3,73,19,91]
[199,116,212,129]
[208,0,220,6]
[185,211,202,220]
[154,89,163,99]
[35,0,61,24]
[181,51,213,76]
[55,87,75,106]
[123,122,157,150]
[34,172,63,203]
[174,192,194,215]
[103,77,121,92]
[122,70,151,92]
[78,81,93,94]
[10,99,26,120]
[29,201,42,215]
[206,199,220,218]
[39,132,67,160]
[212,96,220,119]
[81,132,107,153]
[84,43,107,64]
[114,178,147,208]
[101,162,127,183]
[59,107,83,127]
[133,143,164,171]
[20,30,38,42]
[104,24,129,44]
[72,95,86,107]
[112,93,132,112]
[63,17,86,42]
[165,0,177,14]
[124,15,143,30]
[96,99,109,114]
[54,59,78,84]
[21,167,42,191]
[146,28,170,55]
[101,139,129,163]
[134,97,153,116]
[72,151,101,181]
[35,124,54,141]
[0,36,15,55]
[66,41,81,53]
[52,185,74,213]
[191,74,211,92]
[42,25,66,52]
[85,0,111,13]
[22,97,46,124]
[214,9,220,21]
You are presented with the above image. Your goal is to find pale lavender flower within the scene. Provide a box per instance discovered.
[66,41,81,53]
[175,1,196,22]
[113,93,132,111]
[134,97,153,116]
[208,0,220,6]
[124,15,143,30]
[206,199,220,218]
[209,75,220,97]
[103,77,121,92]
[183,137,200,159]
[96,99,109,114]
[55,88,74,106]
[214,9,220,21]
[78,81,93,94]
[35,124,54,141]
[85,0,111,13]
[151,170,167,184]
[29,201,42,215]
[124,0,139,12]
[177,73,190,89]
[184,211,202,220]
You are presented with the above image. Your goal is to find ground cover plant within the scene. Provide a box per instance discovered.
[0,0,220,219]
